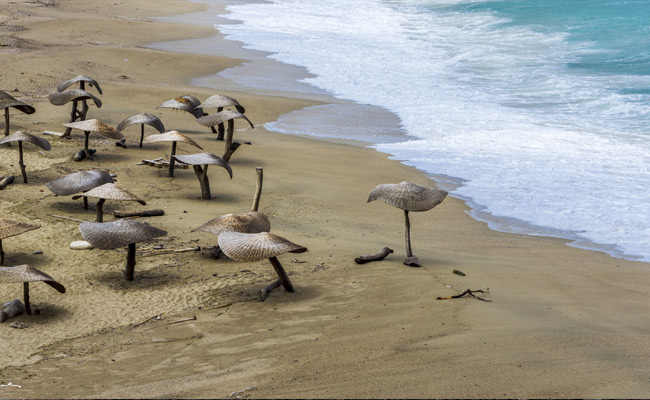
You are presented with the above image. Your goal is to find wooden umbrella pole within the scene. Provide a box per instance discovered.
[83,195,89,210]
[268,256,294,292]
[64,100,78,137]
[193,164,212,199]
[139,124,144,148]
[23,282,31,315]
[404,210,413,258]
[18,141,27,183]
[252,167,263,212]
[216,106,224,140]
[168,141,177,177]
[0,239,4,265]
[96,198,105,222]
[83,131,91,159]
[4,108,9,137]
[222,120,235,162]
[124,242,136,281]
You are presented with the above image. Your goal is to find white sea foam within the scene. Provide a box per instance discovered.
[214,0,650,262]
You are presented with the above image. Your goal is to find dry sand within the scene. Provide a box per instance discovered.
[1,0,650,398]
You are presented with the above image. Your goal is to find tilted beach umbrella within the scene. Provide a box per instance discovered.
[49,88,103,137]
[0,219,40,265]
[46,170,114,210]
[173,152,232,200]
[218,231,307,300]
[63,119,123,159]
[197,109,254,162]
[197,94,245,140]
[79,219,167,281]
[0,91,36,137]
[117,113,165,148]
[56,75,103,95]
[157,95,205,119]
[367,181,448,267]
[0,264,65,315]
[72,183,146,223]
[142,130,203,177]
[193,167,269,235]
[0,131,51,183]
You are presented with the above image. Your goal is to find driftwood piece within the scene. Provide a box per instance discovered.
[114,209,165,218]
[437,288,491,302]
[354,247,393,264]
[138,158,189,169]
[73,148,96,161]
[259,279,281,302]
[0,175,15,190]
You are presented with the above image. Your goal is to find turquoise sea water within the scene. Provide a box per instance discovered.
[173,0,650,262]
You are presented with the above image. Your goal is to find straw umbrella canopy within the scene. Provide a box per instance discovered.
[0,219,40,265]
[49,88,103,137]
[197,110,254,162]
[117,113,165,148]
[0,264,65,315]
[63,119,123,159]
[157,95,205,119]
[0,131,51,184]
[0,91,36,137]
[218,231,307,300]
[56,75,103,95]
[73,183,146,222]
[142,130,203,177]
[173,153,232,200]
[79,219,167,281]
[46,170,114,210]
[197,94,245,140]
[367,181,448,267]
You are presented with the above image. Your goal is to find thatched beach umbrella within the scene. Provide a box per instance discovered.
[198,94,245,140]
[0,264,65,315]
[0,219,40,265]
[0,131,51,183]
[56,75,103,95]
[72,183,146,222]
[79,219,167,281]
[142,130,203,177]
[46,170,114,210]
[197,110,254,162]
[173,153,232,200]
[49,88,103,137]
[117,113,165,148]
[367,181,448,267]
[63,119,123,159]
[157,95,205,119]
[218,231,307,300]
[0,91,36,138]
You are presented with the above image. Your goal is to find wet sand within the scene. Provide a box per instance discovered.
[1,0,650,398]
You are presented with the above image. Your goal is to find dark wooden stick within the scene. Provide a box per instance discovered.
[4,109,9,137]
[168,141,177,177]
[114,209,165,218]
[0,175,15,190]
[193,165,212,199]
[252,167,263,212]
[259,279,281,301]
[23,282,31,314]
[0,239,4,265]
[96,198,105,222]
[222,120,235,162]
[437,288,491,302]
[268,256,294,292]
[124,242,136,281]
[83,131,91,159]
[139,124,144,148]
[18,141,27,183]
[83,195,88,210]
[354,247,393,264]
[63,99,78,137]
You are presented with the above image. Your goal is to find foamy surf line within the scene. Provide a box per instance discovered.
[152,0,650,263]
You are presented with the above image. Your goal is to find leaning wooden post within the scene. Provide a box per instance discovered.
[4,109,9,137]
[222,120,235,162]
[63,99,78,137]
[404,209,413,258]
[193,164,212,200]
[139,124,145,148]
[96,198,105,222]
[168,141,177,177]
[23,282,31,314]
[124,242,136,281]
[268,256,294,292]
[0,240,4,265]
[18,141,27,183]
[252,167,263,212]
[216,106,225,140]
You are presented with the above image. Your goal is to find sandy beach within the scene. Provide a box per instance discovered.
[1,0,650,398]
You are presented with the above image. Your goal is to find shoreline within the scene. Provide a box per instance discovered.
[1,0,650,398]
[160,0,646,264]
